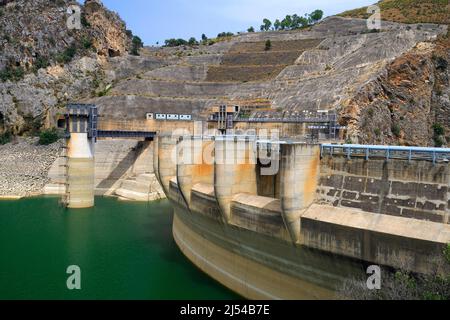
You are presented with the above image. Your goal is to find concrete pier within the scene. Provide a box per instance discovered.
[177,137,215,209]
[214,137,258,223]
[66,133,95,208]
[280,144,321,244]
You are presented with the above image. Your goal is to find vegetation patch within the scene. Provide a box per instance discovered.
[339,244,450,300]
[0,65,25,82]
[339,0,449,25]
[55,45,77,65]
[38,128,59,145]
[256,10,323,32]
[0,131,12,145]
[131,36,144,56]
[392,123,401,137]
[432,123,445,147]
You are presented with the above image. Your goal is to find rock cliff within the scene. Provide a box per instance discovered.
[0,0,132,134]
[1,0,449,147]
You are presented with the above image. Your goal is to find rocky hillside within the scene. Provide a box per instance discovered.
[0,0,133,135]
[339,0,450,146]
[1,0,449,148]
[339,0,449,25]
[87,14,447,147]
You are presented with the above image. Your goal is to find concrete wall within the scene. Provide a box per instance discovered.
[47,139,158,198]
[317,156,450,224]
[94,139,154,195]
[66,133,95,208]
[156,137,450,279]
[301,204,450,274]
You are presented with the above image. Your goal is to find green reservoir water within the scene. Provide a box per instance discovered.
[0,197,239,300]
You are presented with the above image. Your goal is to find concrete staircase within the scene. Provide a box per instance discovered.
[115,173,165,202]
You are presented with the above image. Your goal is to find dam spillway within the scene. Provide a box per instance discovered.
[154,134,450,299]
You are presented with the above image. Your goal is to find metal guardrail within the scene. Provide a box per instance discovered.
[239,116,337,123]
[209,115,337,123]
[321,144,450,164]
[97,130,156,139]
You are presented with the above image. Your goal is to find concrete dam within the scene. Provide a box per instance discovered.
[63,105,450,299]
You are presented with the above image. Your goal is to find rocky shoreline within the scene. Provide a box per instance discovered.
[0,137,61,197]
[0,137,166,202]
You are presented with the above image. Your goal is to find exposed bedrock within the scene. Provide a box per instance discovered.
[341,39,450,146]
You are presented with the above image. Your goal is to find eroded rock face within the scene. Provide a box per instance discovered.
[0,56,102,134]
[340,39,450,146]
[84,0,131,58]
[0,0,133,134]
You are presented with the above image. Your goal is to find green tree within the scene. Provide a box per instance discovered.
[217,32,234,38]
[273,19,281,30]
[309,9,324,24]
[339,244,450,300]
[265,39,272,51]
[188,37,198,46]
[291,14,301,29]
[0,65,25,82]
[261,18,272,31]
[282,15,293,29]
[131,36,144,56]
[247,26,255,33]
[33,56,50,72]
[164,38,188,47]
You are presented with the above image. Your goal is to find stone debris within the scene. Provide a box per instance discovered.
[0,138,61,197]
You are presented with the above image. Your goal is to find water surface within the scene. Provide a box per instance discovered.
[0,197,239,300]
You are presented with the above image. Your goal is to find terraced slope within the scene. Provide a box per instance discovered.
[89,16,447,146]
[206,39,323,82]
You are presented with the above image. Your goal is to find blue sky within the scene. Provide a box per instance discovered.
[102,0,376,45]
